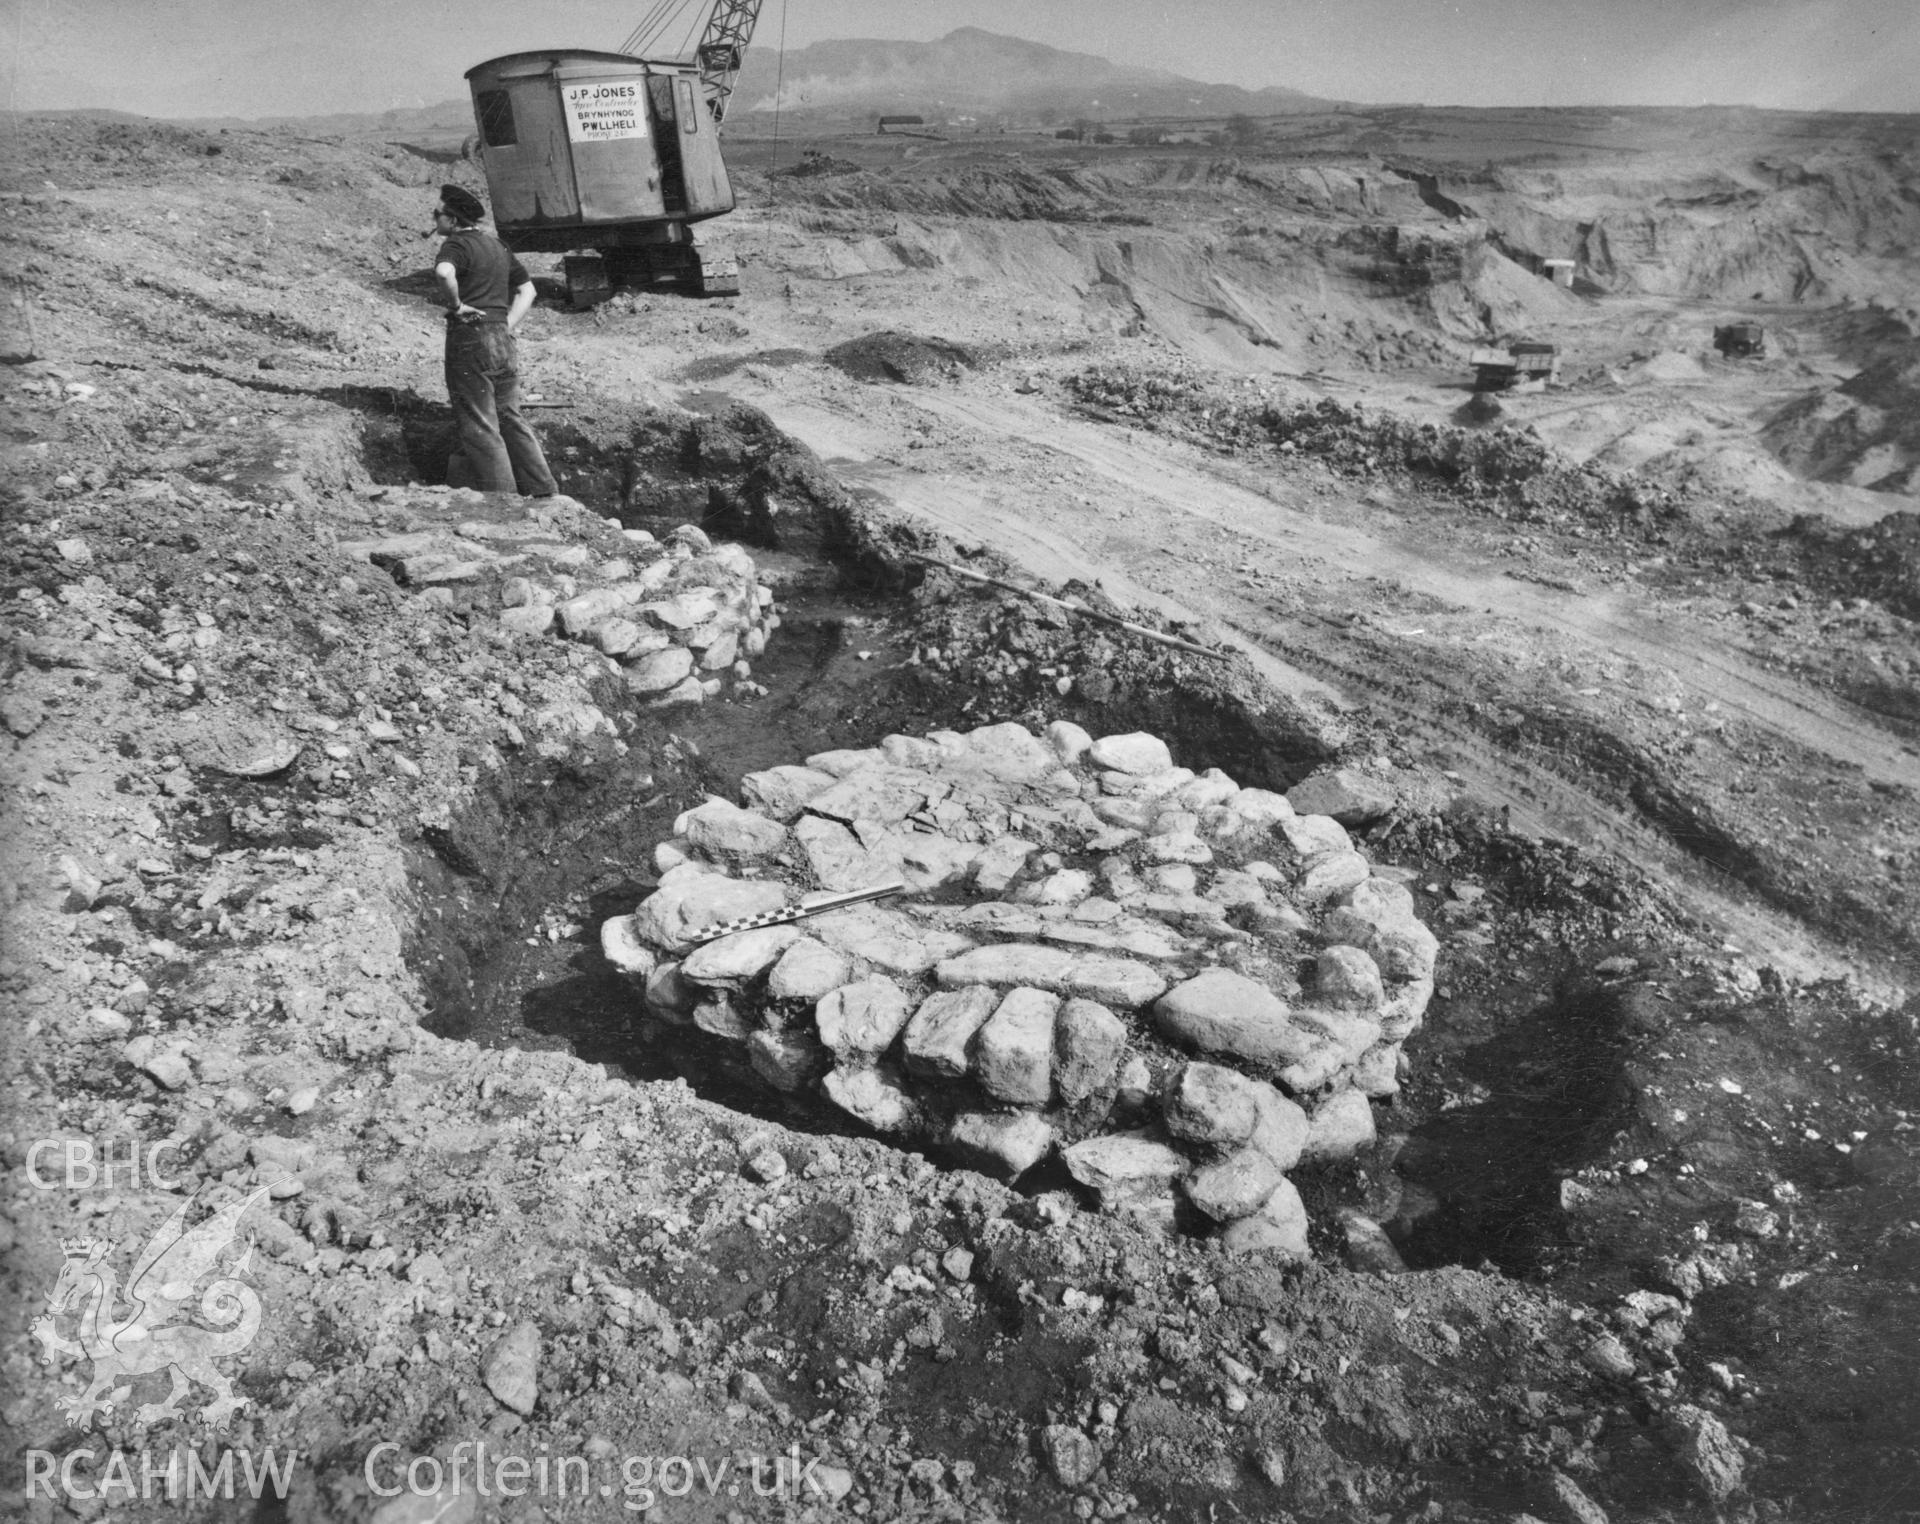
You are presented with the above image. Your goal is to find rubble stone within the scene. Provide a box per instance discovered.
[816,976,913,1060]
[1088,732,1173,775]
[902,986,999,1079]
[1220,1178,1310,1259]
[766,938,851,1002]
[974,987,1058,1105]
[822,1066,918,1132]
[1054,998,1127,1103]
[1185,1146,1286,1222]
[1303,1090,1377,1162]
[1063,1132,1187,1208]
[1163,1062,1262,1147]
[675,797,789,860]
[1286,768,1396,824]
[481,1321,541,1415]
[948,1111,1054,1177]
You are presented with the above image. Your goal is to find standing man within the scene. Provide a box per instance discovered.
[431,184,558,497]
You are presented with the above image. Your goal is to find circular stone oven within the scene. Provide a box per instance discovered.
[600,722,1437,1258]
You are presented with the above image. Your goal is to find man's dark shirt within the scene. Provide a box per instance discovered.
[436,228,530,321]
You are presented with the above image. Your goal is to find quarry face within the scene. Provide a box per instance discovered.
[2,106,1918,1523]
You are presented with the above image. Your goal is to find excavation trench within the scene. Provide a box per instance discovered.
[390,397,1637,1276]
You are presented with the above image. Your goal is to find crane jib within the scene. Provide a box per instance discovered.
[618,0,765,120]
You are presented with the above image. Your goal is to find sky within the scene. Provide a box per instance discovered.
[5,0,1918,119]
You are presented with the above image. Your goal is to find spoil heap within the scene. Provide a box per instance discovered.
[1068,364,1673,528]
[602,722,1437,1256]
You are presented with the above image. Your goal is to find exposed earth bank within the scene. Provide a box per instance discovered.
[2,109,1918,1524]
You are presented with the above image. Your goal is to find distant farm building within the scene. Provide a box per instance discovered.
[1470,342,1561,393]
[877,115,926,134]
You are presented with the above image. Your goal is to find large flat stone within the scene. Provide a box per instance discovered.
[1062,1132,1187,1208]
[1153,968,1319,1068]
[794,815,881,891]
[805,768,946,827]
[740,765,840,821]
[632,869,788,952]
[811,906,976,978]
[883,830,981,892]
[680,923,802,987]
[955,721,1060,784]
[936,945,1168,1007]
[951,904,1186,961]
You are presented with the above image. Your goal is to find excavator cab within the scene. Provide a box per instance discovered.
[465,48,740,304]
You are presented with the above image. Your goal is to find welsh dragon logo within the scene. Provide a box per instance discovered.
[31,1185,271,1430]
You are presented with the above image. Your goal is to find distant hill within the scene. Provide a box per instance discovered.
[729,27,1332,124]
[156,26,1328,139]
[179,102,475,137]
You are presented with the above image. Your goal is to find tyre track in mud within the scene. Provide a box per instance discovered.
[751,382,1915,985]
[910,389,1914,787]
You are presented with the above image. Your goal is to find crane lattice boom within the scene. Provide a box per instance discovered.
[694,0,764,122]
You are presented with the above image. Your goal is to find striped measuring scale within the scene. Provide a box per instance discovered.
[684,881,907,946]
